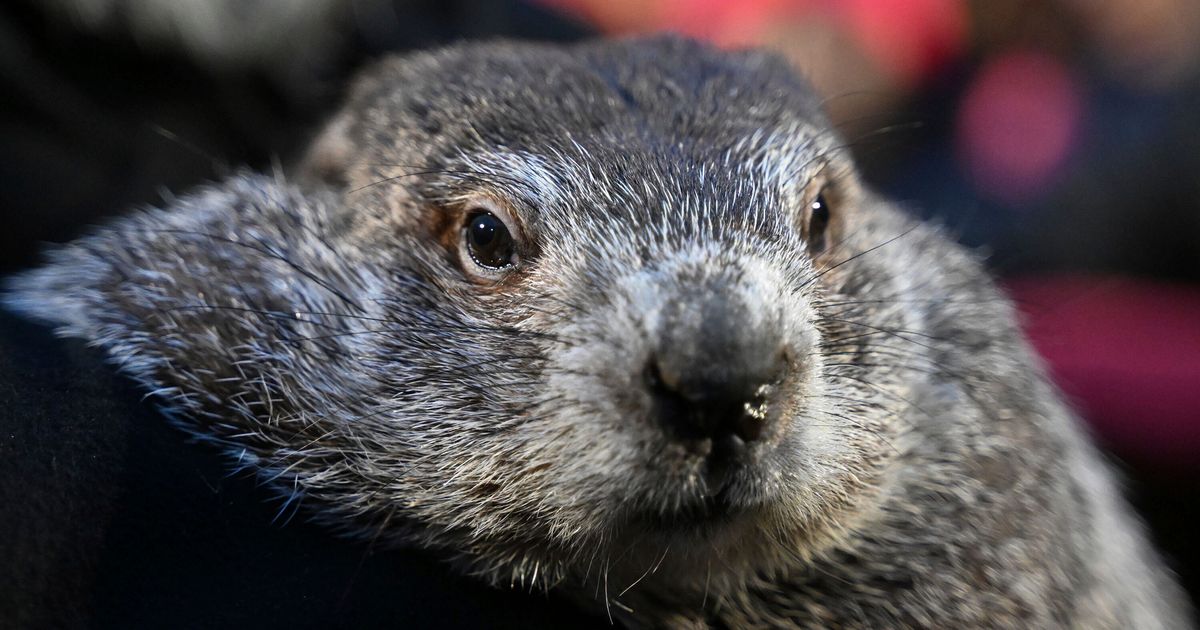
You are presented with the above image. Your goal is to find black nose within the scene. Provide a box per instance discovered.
[644,295,790,445]
[644,351,787,444]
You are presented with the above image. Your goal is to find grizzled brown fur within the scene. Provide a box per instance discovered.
[6,37,1192,628]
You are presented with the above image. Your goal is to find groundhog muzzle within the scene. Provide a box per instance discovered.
[6,36,1192,628]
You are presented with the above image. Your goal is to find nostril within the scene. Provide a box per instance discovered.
[643,351,787,445]
[644,357,700,437]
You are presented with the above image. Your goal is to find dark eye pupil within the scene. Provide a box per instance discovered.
[466,211,515,269]
[808,193,830,253]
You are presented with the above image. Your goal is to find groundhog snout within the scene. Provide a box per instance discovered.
[643,281,791,450]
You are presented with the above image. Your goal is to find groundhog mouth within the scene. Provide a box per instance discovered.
[629,481,760,532]
[632,438,784,530]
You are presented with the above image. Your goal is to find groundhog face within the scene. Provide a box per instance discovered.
[10,36,916,594]
[299,36,916,586]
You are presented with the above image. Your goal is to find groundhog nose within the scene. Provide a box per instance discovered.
[644,346,788,445]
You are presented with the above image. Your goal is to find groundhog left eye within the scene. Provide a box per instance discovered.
[465,210,516,269]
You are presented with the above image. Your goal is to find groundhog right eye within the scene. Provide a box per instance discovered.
[464,211,516,269]
[804,191,832,255]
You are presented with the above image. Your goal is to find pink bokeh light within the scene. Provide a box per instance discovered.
[956,51,1084,205]
[1008,276,1200,465]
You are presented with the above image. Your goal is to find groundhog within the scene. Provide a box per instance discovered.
[6,36,1192,628]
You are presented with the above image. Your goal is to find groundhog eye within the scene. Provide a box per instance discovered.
[806,191,831,254]
[464,210,516,269]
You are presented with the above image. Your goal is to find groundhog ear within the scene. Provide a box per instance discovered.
[299,111,355,188]
[3,173,369,401]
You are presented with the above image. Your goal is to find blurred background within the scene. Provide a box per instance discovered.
[1,0,1197,606]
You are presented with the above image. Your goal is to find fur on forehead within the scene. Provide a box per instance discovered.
[313,35,838,192]
[370,34,827,137]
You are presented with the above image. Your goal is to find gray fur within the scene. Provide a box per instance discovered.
[5,36,1192,628]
